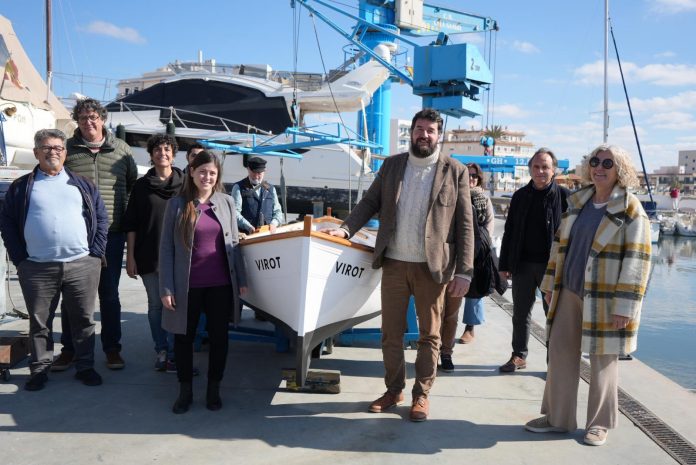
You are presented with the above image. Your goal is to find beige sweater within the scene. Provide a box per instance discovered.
[385,148,440,262]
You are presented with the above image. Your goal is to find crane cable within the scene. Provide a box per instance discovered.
[308,11,359,211]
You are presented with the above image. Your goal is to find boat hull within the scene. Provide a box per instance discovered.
[239,217,381,386]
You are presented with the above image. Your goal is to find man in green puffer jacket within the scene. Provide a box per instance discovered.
[52,98,137,372]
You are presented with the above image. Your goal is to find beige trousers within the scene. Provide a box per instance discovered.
[541,288,619,431]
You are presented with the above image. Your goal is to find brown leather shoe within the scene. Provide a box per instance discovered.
[106,352,125,370]
[499,354,526,373]
[368,391,404,413]
[457,329,474,344]
[409,395,429,422]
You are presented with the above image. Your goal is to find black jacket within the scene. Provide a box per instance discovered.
[498,180,569,274]
[122,167,184,275]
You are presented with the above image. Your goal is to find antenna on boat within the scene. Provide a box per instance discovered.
[603,0,609,143]
[45,0,53,96]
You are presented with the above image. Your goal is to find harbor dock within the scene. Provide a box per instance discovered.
[0,218,694,464]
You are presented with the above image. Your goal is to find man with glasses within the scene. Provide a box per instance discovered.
[0,129,108,390]
[51,98,137,371]
[497,148,569,373]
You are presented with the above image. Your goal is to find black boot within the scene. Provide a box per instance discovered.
[172,382,193,414]
[206,380,222,411]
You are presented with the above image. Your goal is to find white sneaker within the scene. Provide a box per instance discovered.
[584,427,607,446]
[525,416,568,433]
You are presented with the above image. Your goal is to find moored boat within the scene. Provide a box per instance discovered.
[675,220,696,237]
[239,216,381,387]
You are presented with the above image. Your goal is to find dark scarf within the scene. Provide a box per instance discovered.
[470,186,488,225]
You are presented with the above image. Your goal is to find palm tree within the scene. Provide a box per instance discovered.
[483,125,503,155]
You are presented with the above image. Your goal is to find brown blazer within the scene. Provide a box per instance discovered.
[342,152,474,284]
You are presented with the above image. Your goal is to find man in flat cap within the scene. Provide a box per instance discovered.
[231,156,283,234]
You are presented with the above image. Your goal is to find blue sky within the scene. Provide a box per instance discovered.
[3,0,696,170]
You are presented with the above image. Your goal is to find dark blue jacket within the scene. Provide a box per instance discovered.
[0,166,108,266]
[498,179,569,274]
[235,177,275,229]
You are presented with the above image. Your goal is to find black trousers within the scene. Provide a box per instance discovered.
[511,261,549,359]
[175,285,233,383]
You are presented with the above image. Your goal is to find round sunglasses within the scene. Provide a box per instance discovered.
[589,156,614,169]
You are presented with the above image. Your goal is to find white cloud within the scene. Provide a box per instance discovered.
[650,0,696,13]
[627,91,696,113]
[573,60,696,86]
[654,51,677,58]
[493,104,530,119]
[648,111,696,130]
[512,40,540,54]
[84,21,146,44]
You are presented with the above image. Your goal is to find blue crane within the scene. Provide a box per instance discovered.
[291,0,498,158]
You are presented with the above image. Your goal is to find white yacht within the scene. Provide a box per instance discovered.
[105,55,390,215]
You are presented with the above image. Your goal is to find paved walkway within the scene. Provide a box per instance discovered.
[1,260,694,465]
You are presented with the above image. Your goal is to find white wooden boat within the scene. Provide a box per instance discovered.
[675,221,696,237]
[238,216,381,386]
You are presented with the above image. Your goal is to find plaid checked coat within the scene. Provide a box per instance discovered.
[540,184,652,355]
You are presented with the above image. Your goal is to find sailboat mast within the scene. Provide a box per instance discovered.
[603,0,609,143]
[46,0,53,92]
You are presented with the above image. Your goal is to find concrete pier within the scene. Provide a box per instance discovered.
[0,219,694,464]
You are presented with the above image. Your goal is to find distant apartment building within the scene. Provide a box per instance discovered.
[388,121,552,190]
[678,150,696,174]
[441,127,536,158]
[389,119,411,154]
[645,163,695,194]
[441,126,536,189]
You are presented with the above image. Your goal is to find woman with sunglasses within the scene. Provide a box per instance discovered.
[439,162,494,371]
[159,150,248,414]
[525,144,651,446]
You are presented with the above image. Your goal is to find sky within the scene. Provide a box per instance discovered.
[2,0,696,171]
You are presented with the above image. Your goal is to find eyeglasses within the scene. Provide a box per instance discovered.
[589,157,614,169]
[38,145,65,154]
[77,114,101,123]
[469,173,479,178]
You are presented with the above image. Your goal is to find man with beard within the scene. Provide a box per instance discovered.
[231,156,283,234]
[322,109,474,422]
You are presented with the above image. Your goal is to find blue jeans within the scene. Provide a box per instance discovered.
[463,298,485,325]
[141,272,174,360]
[61,231,125,354]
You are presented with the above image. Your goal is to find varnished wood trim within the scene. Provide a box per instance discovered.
[240,230,306,246]
[239,215,374,252]
[309,231,374,253]
[303,215,313,237]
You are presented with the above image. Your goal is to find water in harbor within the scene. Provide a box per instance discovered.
[635,235,696,391]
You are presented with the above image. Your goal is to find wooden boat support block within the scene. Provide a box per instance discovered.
[282,368,341,394]
[0,335,29,367]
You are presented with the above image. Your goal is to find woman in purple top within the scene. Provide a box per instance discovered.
[159,151,247,414]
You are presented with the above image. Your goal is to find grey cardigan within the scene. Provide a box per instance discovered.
[159,192,247,334]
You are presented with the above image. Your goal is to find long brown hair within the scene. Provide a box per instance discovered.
[177,150,224,248]
[466,162,484,187]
